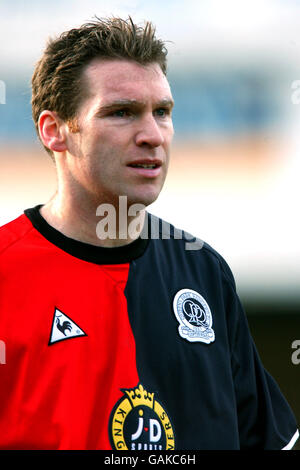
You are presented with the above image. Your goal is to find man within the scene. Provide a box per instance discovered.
[0,16,298,450]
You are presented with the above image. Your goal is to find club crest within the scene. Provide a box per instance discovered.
[173,289,215,344]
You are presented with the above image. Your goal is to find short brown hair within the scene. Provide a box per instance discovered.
[31,16,169,155]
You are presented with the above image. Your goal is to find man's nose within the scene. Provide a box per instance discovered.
[135,115,164,148]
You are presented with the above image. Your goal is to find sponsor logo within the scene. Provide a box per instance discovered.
[173,289,215,344]
[109,383,175,450]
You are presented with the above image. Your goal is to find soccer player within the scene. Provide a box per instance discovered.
[0,17,298,450]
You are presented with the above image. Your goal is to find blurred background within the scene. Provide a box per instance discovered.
[0,0,299,447]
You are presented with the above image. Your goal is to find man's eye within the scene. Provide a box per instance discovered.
[112,109,130,117]
[155,108,170,117]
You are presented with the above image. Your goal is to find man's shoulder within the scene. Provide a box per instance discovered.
[148,212,236,288]
[0,212,33,256]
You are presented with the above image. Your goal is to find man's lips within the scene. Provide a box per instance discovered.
[126,159,163,178]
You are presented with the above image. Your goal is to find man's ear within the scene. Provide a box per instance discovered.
[38,110,68,153]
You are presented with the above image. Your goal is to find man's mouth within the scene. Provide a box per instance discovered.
[127,160,162,178]
[129,163,158,169]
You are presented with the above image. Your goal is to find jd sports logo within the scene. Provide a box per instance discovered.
[48,308,87,345]
[109,384,175,450]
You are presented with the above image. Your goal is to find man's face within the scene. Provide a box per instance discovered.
[64,59,174,208]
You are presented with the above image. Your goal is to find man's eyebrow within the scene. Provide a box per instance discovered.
[158,98,175,109]
[96,98,174,113]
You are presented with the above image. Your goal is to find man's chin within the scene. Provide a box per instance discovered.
[126,191,160,209]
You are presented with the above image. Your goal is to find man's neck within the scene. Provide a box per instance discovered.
[40,194,146,248]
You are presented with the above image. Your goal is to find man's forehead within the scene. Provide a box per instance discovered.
[85,57,164,79]
[83,58,172,100]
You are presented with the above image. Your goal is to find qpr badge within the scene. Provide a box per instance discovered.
[173,289,215,344]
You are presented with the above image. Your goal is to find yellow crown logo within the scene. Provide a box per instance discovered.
[124,383,155,409]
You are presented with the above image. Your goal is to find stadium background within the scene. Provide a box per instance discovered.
[0,0,299,448]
